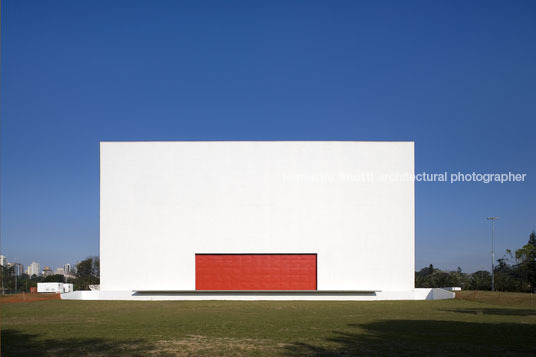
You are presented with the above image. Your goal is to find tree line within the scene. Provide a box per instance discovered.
[0,256,100,294]
[416,230,536,292]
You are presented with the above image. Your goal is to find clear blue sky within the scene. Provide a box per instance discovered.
[1,1,535,273]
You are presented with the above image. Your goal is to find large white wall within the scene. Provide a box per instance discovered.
[100,141,414,291]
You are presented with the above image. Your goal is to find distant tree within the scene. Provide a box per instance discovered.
[415,265,434,288]
[44,274,65,283]
[94,257,100,277]
[430,269,452,288]
[1,265,11,294]
[31,275,44,283]
[494,250,520,292]
[415,265,465,288]
[24,278,37,292]
[530,230,536,245]
[12,274,36,293]
[515,230,536,292]
[446,267,467,289]
[468,270,491,290]
[74,257,100,290]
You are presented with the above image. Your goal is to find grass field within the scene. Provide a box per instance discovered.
[1,291,535,356]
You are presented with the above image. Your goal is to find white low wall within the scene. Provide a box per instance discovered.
[61,289,454,301]
[60,291,101,300]
[427,288,456,300]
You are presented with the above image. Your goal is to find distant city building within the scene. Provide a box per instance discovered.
[12,263,24,276]
[42,266,53,277]
[64,264,72,274]
[55,267,65,275]
[28,262,41,277]
[0,255,7,267]
[7,262,24,276]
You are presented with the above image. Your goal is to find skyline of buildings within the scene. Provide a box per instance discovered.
[1,254,76,278]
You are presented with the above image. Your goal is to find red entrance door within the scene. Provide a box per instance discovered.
[195,254,317,290]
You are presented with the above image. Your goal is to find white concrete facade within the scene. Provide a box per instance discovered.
[98,141,417,299]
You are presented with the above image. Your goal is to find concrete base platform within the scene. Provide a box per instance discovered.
[61,288,455,301]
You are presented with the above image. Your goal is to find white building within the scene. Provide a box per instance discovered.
[62,141,454,301]
[28,262,40,277]
[57,264,75,279]
[38,283,73,293]
[0,255,7,267]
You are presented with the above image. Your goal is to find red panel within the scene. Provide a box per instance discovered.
[196,254,317,290]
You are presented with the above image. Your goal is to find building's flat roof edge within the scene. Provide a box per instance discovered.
[133,290,381,293]
[100,140,414,143]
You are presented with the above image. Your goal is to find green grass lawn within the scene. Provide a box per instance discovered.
[2,291,535,356]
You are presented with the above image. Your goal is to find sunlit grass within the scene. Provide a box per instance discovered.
[2,291,535,356]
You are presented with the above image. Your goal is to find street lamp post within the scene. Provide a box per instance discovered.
[486,217,499,292]
[14,258,19,294]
